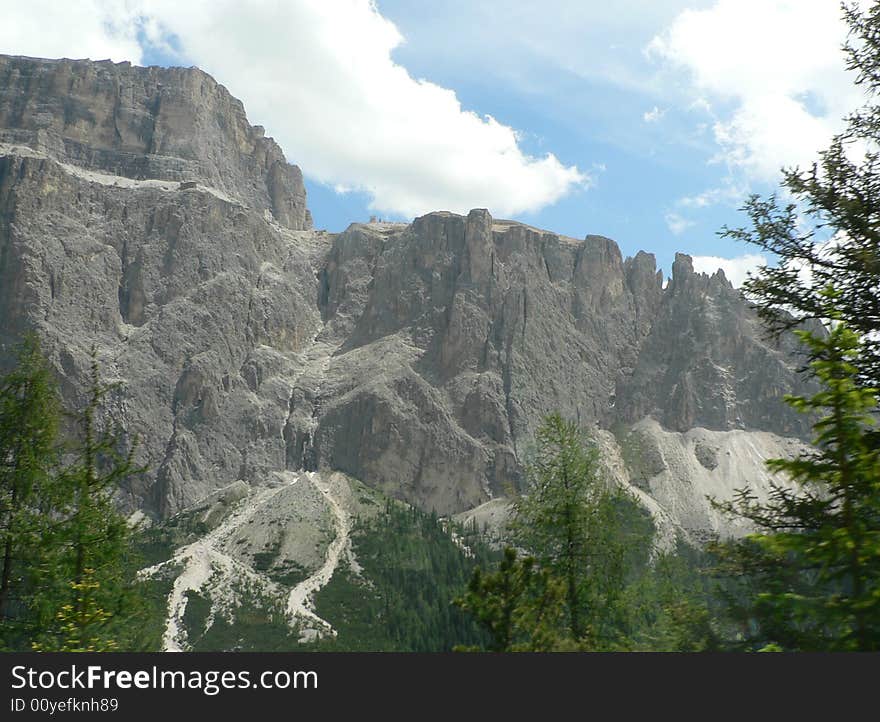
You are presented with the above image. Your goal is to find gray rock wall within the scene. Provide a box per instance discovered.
[0,55,310,230]
[0,54,815,523]
[0,145,325,515]
[297,213,813,513]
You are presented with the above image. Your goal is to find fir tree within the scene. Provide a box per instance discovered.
[31,569,118,652]
[454,547,569,652]
[34,349,144,652]
[709,2,880,652]
[0,335,61,647]
[713,293,880,650]
[509,412,648,647]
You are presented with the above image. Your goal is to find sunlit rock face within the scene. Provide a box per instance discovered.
[0,54,311,230]
[0,54,814,532]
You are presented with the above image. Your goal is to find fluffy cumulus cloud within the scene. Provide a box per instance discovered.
[692,253,767,288]
[0,0,145,63]
[1,0,587,218]
[649,0,866,183]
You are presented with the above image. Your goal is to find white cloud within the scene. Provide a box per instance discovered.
[692,253,767,287]
[1,0,587,219]
[665,212,695,235]
[689,97,713,114]
[677,182,747,209]
[0,0,144,63]
[648,0,865,182]
[643,106,665,123]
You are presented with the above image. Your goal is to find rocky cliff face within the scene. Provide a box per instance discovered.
[296,212,812,521]
[0,55,813,538]
[0,55,310,230]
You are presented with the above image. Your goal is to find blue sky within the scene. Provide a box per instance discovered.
[2,0,863,283]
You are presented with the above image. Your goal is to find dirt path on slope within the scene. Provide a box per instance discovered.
[139,474,299,652]
[285,472,351,640]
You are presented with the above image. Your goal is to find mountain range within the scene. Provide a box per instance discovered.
[0,54,815,648]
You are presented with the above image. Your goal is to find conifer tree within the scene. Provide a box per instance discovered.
[31,569,118,652]
[714,293,880,650]
[509,412,644,647]
[34,349,143,652]
[454,547,569,652]
[0,335,60,646]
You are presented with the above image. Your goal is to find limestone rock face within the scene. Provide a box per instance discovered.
[0,55,324,515]
[0,54,816,532]
[613,253,813,437]
[0,55,310,230]
[0,142,326,514]
[299,217,814,514]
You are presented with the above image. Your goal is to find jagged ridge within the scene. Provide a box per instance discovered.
[0,55,812,541]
